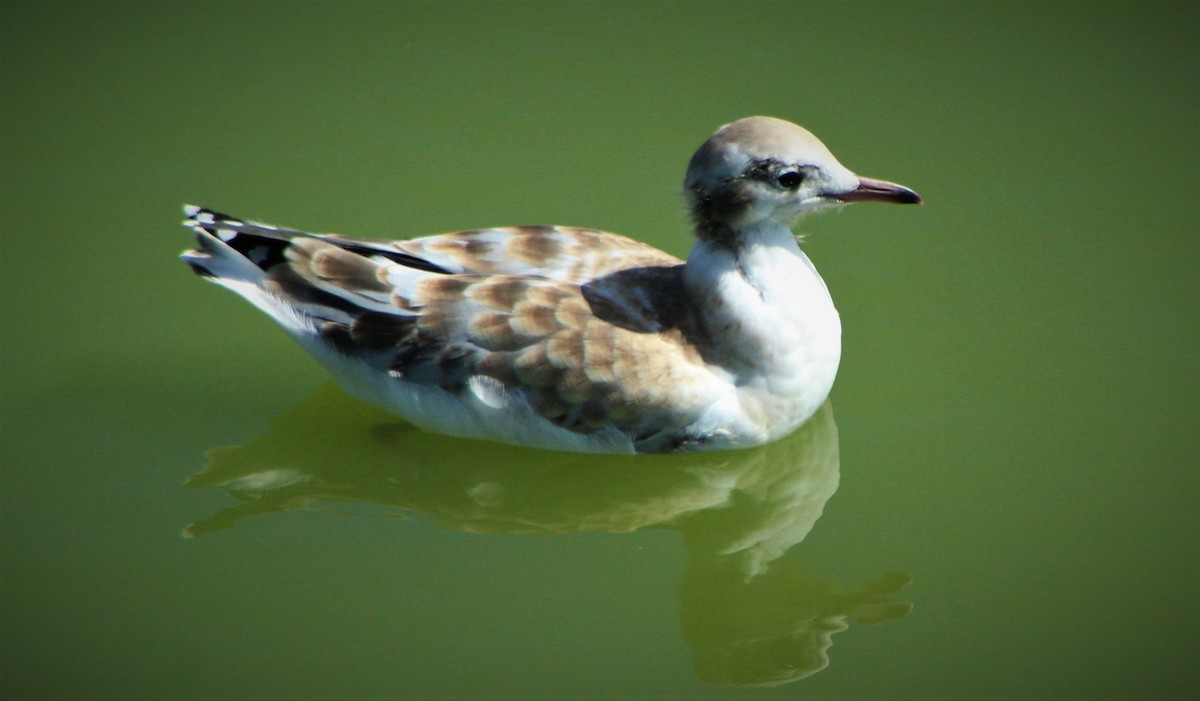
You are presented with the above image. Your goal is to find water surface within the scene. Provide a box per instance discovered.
[3,2,1196,698]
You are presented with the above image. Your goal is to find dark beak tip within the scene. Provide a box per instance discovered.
[845,176,923,205]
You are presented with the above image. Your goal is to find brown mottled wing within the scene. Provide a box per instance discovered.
[194,213,717,448]
[400,266,724,446]
[384,226,683,281]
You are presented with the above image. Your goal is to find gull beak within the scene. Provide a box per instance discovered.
[840,176,923,205]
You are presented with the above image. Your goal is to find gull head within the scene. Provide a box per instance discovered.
[683,116,921,241]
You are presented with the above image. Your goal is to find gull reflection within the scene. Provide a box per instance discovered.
[184,383,910,686]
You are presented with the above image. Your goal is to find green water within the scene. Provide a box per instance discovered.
[3,1,1196,698]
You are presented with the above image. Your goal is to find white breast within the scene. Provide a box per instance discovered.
[683,224,842,446]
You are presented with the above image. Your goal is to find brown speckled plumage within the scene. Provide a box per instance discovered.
[182,117,921,452]
[186,215,719,447]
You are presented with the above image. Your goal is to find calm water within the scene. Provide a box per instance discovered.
[3,2,1197,698]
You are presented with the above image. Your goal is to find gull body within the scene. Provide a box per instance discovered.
[181,117,920,453]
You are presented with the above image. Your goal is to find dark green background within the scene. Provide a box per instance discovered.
[3,2,1197,698]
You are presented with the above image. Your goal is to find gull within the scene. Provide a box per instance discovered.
[181,116,920,453]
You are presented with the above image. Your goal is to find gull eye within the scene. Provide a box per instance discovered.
[776,169,804,190]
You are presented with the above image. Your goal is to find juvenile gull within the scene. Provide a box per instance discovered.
[180,117,921,453]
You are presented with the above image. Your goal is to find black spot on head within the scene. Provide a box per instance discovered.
[689,178,756,246]
[745,158,809,190]
[743,158,779,182]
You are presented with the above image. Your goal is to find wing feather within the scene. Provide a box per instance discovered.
[182,206,722,449]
